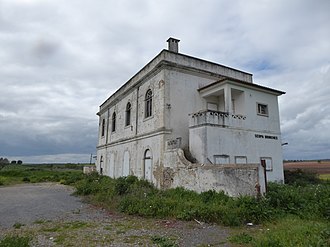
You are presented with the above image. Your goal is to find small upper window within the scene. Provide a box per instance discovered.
[257,103,268,116]
[145,89,153,118]
[101,119,105,137]
[125,102,131,126]
[112,112,116,132]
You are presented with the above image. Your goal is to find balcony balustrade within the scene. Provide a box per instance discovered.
[189,110,246,128]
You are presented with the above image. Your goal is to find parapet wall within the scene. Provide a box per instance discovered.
[162,149,265,197]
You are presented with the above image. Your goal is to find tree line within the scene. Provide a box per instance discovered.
[0,157,23,165]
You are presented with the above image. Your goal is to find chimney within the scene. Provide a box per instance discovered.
[167,37,180,53]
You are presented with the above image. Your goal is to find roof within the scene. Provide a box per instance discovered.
[198,77,286,95]
[98,49,253,112]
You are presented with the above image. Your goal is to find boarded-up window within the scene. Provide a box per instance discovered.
[235,156,247,164]
[261,157,272,171]
[214,155,230,164]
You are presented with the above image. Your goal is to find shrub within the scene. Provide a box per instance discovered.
[284,169,320,185]
[74,175,329,227]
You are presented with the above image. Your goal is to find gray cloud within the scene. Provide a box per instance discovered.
[0,0,329,162]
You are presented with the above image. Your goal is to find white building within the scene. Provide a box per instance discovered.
[96,38,285,196]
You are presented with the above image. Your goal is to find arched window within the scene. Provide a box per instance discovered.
[101,119,105,137]
[112,112,116,132]
[125,102,131,126]
[145,89,152,118]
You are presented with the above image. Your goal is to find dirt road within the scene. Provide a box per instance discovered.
[0,183,230,246]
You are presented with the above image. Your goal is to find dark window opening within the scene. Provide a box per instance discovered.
[126,102,131,126]
[145,89,153,118]
[112,112,116,132]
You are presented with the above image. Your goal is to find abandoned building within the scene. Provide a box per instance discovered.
[96,38,285,196]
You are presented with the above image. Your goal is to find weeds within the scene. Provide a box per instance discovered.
[74,173,330,228]
[12,222,25,229]
[151,235,178,247]
[0,235,31,247]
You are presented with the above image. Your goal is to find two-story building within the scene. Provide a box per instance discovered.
[96,38,285,196]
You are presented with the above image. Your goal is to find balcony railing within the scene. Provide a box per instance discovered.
[189,110,246,128]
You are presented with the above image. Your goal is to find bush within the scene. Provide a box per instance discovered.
[284,169,320,185]
[73,175,329,227]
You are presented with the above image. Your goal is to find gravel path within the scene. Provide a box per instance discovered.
[0,183,230,246]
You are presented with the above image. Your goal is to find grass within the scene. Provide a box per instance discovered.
[74,173,330,226]
[320,173,330,180]
[0,235,31,247]
[229,217,330,247]
[0,164,85,186]
[151,235,178,247]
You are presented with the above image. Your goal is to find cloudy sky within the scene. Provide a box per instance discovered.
[0,0,329,163]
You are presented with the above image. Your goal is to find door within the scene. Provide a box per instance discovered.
[123,151,130,176]
[144,149,152,181]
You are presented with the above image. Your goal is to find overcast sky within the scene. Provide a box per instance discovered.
[0,0,329,163]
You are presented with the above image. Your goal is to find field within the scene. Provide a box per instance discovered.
[284,160,330,176]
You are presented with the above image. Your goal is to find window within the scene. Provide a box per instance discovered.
[111,112,116,132]
[145,89,153,118]
[101,119,105,137]
[235,156,247,164]
[125,102,131,126]
[261,157,273,171]
[214,155,230,164]
[257,103,268,116]
[144,149,152,180]
[100,155,103,175]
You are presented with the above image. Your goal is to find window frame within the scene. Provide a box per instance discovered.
[214,154,230,165]
[101,119,105,137]
[145,89,153,118]
[257,103,269,117]
[111,112,116,132]
[235,156,247,164]
[125,102,131,126]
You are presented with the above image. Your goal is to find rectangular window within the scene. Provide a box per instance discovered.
[101,119,105,137]
[261,157,272,171]
[257,103,268,116]
[214,155,230,164]
[235,156,247,164]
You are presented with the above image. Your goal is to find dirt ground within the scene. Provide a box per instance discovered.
[0,183,230,246]
[284,161,330,174]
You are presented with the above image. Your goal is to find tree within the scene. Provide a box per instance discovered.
[0,157,9,164]
[11,160,17,164]
[17,160,23,164]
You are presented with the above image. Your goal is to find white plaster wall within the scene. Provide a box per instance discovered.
[189,126,284,182]
[163,149,264,197]
[165,69,216,149]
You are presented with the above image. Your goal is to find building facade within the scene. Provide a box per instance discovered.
[96,38,285,196]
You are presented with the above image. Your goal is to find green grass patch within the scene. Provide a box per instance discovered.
[12,222,25,229]
[41,221,90,232]
[229,217,330,247]
[0,235,31,247]
[0,164,85,186]
[151,235,178,247]
[320,173,330,180]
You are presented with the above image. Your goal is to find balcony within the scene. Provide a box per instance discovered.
[189,110,246,128]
